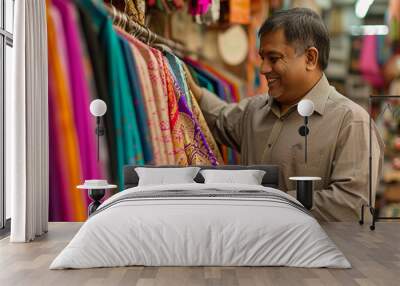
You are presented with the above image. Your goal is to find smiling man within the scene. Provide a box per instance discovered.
[187,8,384,221]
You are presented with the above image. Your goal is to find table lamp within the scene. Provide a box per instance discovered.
[297,99,314,164]
[289,99,321,210]
[90,99,107,162]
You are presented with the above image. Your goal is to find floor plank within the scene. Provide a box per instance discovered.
[0,222,399,286]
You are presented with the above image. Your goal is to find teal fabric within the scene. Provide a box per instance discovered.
[376,34,390,66]
[165,52,192,108]
[187,65,216,93]
[196,73,216,93]
[120,38,153,164]
[80,0,144,189]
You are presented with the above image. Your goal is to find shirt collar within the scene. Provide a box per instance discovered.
[269,73,331,118]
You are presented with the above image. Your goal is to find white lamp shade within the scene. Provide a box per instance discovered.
[90,99,107,117]
[297,99,315,117]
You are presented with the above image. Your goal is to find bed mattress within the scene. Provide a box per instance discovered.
[50,183,351,269]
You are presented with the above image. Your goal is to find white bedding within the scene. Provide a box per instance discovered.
[50,183,351,269]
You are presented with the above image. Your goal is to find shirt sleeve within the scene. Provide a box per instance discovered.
[199,87,252,151]
[311,117,384,221]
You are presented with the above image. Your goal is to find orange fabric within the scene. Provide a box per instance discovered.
[247,0,268,97]
[48,4,87,221]
[229,0,251,24]
[162,57,188,165]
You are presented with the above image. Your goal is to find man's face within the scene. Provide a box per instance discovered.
[259,29,309,105]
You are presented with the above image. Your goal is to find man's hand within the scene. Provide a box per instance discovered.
[183,64,203,101]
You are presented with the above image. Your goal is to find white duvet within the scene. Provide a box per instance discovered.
[50,183,351,269]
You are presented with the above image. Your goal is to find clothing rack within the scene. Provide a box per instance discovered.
[360,95,400,231]
[104,3,196,56]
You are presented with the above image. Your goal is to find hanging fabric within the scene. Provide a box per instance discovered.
[184,57,242,164]
[166,52,193,108]
[52,0,102,184]
[76,1,117,183]
[360,35,385,89]
[80,0,145,190]
[167,61,219,165]
[120,39,154,163]
[47,0,224,221]
[161,56,190,165]
[189,0,212,16]
[129,38,176,164]
[229,0,250,24]
[119,27,220,165]
[48,4,87,221]
[125,0,146,25]
[195,0,220,25]
[120,28,169,165]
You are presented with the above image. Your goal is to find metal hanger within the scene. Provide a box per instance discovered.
[144,26,152,45]
[150,29,157,45]
[135,25,144,39]
[121,13,128,30]
[117,9,124,28]
[111,5,117,23]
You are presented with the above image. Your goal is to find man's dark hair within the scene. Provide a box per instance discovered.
[258,8,330,70]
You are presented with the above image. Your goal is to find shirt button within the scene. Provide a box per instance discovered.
[268,144,272,148]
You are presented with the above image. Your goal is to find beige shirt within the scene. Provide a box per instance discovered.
[199,74,384,221]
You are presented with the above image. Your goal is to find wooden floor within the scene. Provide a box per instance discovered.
[0,222,399,286]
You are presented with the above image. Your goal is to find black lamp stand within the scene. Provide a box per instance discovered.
[294,116,315,209]
[298,116,310,164]
[295,180,314,210]
[88,189,106,216]
[95,116,105,162]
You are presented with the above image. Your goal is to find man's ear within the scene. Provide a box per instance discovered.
[305,47,319,71]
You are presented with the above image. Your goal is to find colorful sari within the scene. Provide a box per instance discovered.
[129,37,175,164]
[48,6,86,221]
[161,56,188,165]
[165,61,219,166]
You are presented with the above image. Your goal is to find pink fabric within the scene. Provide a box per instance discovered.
[48,7,87,221]
[130,43,168,165]
[52,0,102,182]
[360,35,385,89]
[115,28,168,164]
[49,8,75,221]
[189,0,212,16]
[129,38,176,164]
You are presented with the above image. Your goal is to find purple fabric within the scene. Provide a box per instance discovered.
[48,70,65,221]
[52,0,101,182]
[49,8,76,221]
[177,96,218,165]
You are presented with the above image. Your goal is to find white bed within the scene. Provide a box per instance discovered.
[50,182,351,269]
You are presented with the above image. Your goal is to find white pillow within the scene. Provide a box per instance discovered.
[200,169,266,185]
[135,167,201,186]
